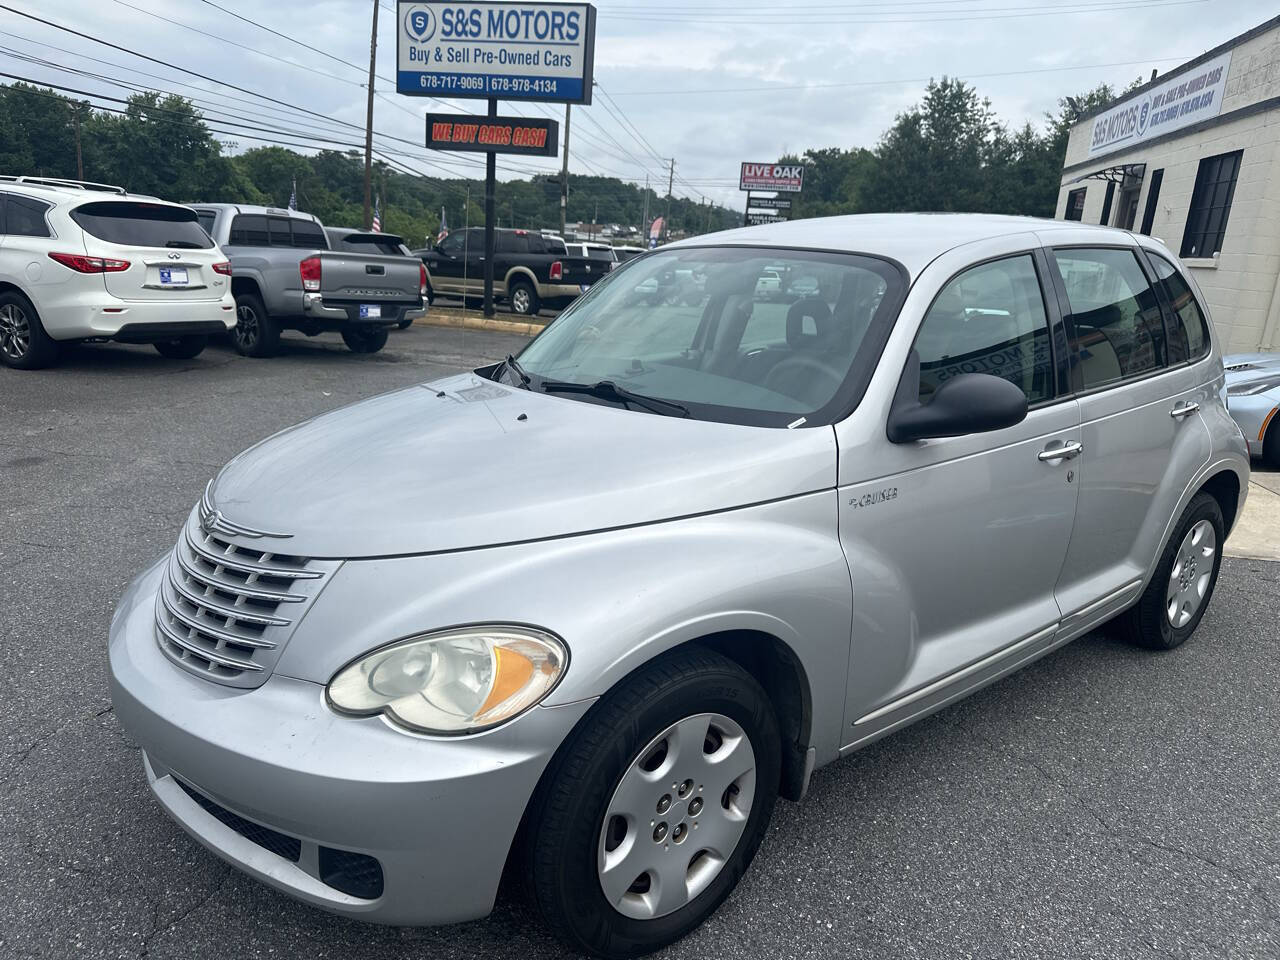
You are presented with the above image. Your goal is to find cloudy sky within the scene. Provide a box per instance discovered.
[3,0,1268,209]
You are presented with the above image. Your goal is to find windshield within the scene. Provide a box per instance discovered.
[513,246,905,427]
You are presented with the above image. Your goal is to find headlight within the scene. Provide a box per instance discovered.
[1227,377,1280,397]
[327,626,567,735]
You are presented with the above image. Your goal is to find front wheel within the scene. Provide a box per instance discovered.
[509,280,540,316]
[525,648,780,958]
[1118,492,1224,650]
[341,326,388,353]
[153,335,208,359]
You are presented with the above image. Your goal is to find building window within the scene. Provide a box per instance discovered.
[1099,182,1116,226]
[1139,169,1163,236]
[1064,188,1086,221]
[1181,150,1242,258]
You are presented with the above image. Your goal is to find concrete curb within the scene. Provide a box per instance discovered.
[413,312,546,337]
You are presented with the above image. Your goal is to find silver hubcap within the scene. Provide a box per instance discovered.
[235,304,258,345]
[597,713,756,920]
[1167,519,1216,628]
[0,303,31,360]
[513,289,531,313]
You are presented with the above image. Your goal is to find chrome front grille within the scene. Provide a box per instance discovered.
[155,511,339,688]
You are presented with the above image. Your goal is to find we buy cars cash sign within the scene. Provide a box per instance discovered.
[398,1,596,104]
[739,163,804,193]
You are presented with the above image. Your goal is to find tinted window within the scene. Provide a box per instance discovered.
[1181,150,1241,258]
[515,246,904,427]
[70,201,212,249]
[915,255,1053,403]
[586,246,616,262]
[1064,188,1086,222]
[1053,248,1166,389]
[291,220,326,250]
[228,214,269,246]
[195,210,216,237]
[1150,253,1211,363]
[268,217,292,248]
[438,232,464,256]
[3,195,52,237]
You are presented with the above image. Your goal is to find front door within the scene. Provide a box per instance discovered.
[1043,240,1213,631]
[427,230,469,295]
[835,240,1081,748]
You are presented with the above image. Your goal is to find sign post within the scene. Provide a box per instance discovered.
[398,1,596,315]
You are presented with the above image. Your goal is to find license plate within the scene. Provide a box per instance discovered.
[580,284,592,293]
[359,304,381,319]
[158,267,189,286]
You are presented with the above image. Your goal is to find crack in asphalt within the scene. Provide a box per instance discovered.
[136,872,232,959]
[3,705,115,797]
[957,719,1278,919]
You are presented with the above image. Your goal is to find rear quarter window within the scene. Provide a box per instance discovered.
[71,201,212,248]
[2,194,52,238]
[228,214,269,246]
[291,220,327,250]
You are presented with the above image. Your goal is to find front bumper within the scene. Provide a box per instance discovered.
[301,293,422,327]
[108,560,593,925]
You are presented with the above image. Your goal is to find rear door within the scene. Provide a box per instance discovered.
[72,201,225,302]
[1042,237,1213,631]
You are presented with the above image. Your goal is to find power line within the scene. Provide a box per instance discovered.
[601,0,1204,24]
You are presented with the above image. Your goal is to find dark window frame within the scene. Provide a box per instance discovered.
[1180,150,1242,258]
[1099,181,1116,226]
[1141,249,1213,366]
[1139,168,1163,236]
[1064,188,1086,222]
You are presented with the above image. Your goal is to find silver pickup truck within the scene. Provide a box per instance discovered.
[193,204,426,356]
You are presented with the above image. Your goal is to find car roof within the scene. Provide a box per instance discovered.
[0,177,174,206]
[666,213,1138,278]
[189,202,321,223]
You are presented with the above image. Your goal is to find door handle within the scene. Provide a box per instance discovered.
[1170,401,1200,420]
[1038,440,1083,462]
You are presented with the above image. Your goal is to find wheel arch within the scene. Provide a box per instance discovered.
[230,275,264,300]
[1199,468,1241,536]
[504,266,538,291]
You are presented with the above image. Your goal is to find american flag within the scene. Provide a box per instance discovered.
[436,206,448,244]
[288,178,297,211]
[372,194,382,233]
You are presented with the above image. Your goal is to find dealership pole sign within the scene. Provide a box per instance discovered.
[1087,50,1232,159]
[739,162,804,193]
[397,1,596,103]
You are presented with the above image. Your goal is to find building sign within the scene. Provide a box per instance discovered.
[748,197,792,211]
[746,213,786,225]
[425,113,559,156]
[1088,51,1232,159]
[397,1,596,104]
[739,163,804,193]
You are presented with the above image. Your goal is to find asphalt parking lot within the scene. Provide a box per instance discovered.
[2,325,1277,960]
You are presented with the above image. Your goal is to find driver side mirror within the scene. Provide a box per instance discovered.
[887,351,1028,443]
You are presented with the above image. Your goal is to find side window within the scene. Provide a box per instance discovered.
[1053,247,1166,390]
[1150,253,1211,363]
[1064,188,1086,222]
[195,211,216,238]
[915,254,1054,403]
[290,220,325,249]
[267,217,292,248]
[438,232,463,256]
[228,215,268,246]
[5,195,52,238]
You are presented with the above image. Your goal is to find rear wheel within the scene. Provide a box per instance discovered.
[396,314,415,330]
[341,326,388,353]
[232,292,279,357]
[509,280,540,317]
[525,648,780,958]
[0,291,59,370]
[153,335,208,360]
[1117,492,1224,650]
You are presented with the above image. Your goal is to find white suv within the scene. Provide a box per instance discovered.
[0,177,235,369]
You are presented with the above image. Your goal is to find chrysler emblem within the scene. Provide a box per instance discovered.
[199,483,291,540]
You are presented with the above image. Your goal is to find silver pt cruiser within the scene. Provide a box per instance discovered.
[109,214,1249,957]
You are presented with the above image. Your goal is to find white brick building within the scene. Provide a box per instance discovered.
[1056,15,1280,354]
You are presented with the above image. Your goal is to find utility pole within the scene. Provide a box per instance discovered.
[641,174,649,237]
[665,158,675,239]
[483,97,497,318]
[361,0,379,230]
[560,103,571,237]
[73,106,83,180]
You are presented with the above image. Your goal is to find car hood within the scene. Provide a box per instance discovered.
[207,372,837,558]
[1224,353,1280,388]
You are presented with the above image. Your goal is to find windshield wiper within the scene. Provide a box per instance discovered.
[502,354,531,389]
[165,241,204,249]
[539,378,690,418]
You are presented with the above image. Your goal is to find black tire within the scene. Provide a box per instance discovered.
[232,292,280,358]
[1263,417,1280,469]
[0,289,59,370]
[1117,492,1225,650]
[153,335,208,359]
[509,279,540,317]
[396,314,414,330]
[524,647,781,959]
[341,326,388,354]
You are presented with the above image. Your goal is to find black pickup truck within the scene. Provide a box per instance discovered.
[414,228,597,316]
